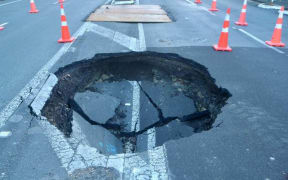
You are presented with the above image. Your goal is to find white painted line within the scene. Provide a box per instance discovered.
[184,0,216,16]
[136,0,157,152]
[68,118,90,148]
[257,3,288,15]
[136,1,165,179]
[135,0,146,52]
[0,22,8,27]
[0,22,90,129]
[124,81,141,153]
[87,23,139,51]
[236,28,285,54]
[30,74,58,116]
[138,23,146,51]
[147,128,156,150]
[0,131,12,138]
[258,3,280,9]
[131,81,140,133]
[0,0,22,7]
[38,119,86,173]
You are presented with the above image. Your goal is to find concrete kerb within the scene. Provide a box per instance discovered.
[258,3,288,15]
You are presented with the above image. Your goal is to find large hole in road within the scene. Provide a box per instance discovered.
[42,52,231,155]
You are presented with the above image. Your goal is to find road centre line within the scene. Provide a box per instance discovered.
[184,0,216,16]
[235,27,285,54]
[136,0,165,178]
[136,0,156,150]
[131,82,140,133]
[0,0,22,7]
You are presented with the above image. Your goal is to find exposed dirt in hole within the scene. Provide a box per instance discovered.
[41,52,231,153]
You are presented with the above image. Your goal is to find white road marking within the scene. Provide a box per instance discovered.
[184,0,216,16]
[87,23,139,51]
[147,128,156,150]
[138,23,146,51]
[0,131,12,138]
[257,3,288,15]
[0,22,8,27]
[131,81,140,133]
[135,1,167,179]
[125,81,141,153]
[0,22,90,129]
[236,28,285,54]
[30,74,58,116]
[0,0,22,7]
[38,119,86,173]
[136,0,157,151]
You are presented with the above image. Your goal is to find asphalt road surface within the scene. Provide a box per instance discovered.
[0,0,288,179]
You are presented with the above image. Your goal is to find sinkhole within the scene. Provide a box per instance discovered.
[41,52,231,155]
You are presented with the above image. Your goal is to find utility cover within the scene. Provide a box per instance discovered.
[87,5,172,23]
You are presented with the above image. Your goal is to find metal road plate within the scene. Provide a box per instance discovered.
[87,5,172,23]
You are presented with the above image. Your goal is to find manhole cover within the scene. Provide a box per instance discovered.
[42,52,231,155]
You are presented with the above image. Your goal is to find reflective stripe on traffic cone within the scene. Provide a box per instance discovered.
[265,6,285,47]
[29,0,39,13]
[213,8,232,51]
[209,0,219,11]
[235,0,248,26]
[58,3,74,43]
[195,0,202,4]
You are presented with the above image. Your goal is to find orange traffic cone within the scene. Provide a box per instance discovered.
[209,0,219,11]
[0,27,4,31]
[29,0,39,13]
[195,0,202,4]
[213,8,232,51]
[235,0,248,26]
[58,3,74,43]
[265,6,285,47]
[58,0,64,3]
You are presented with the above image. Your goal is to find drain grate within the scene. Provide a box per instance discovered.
[41,52,231,155]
